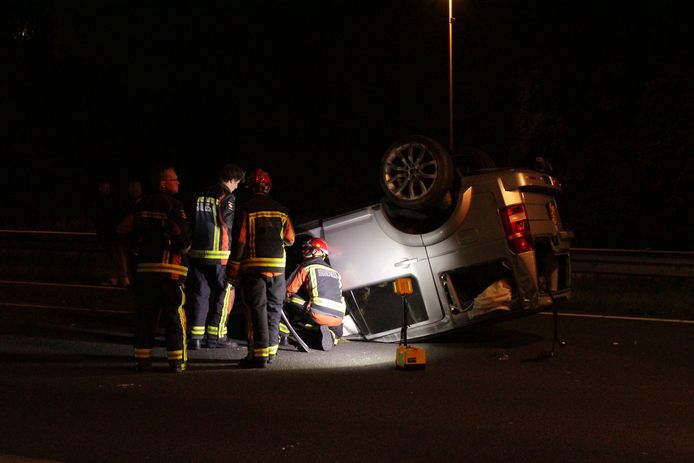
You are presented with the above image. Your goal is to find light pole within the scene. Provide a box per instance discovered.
[448,0,455,152]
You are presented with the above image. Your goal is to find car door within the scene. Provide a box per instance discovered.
[301,205,443,340]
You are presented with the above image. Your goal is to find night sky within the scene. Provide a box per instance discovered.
[2,0,692,249]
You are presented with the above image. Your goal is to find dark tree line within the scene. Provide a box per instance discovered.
[2,1,692,250]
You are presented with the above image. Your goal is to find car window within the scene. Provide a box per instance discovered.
[344,277,428,336]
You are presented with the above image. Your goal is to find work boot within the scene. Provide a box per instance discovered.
[239,357,268,369]
[267,354,277,364]
[319,325,333,351]
[279,322,290,345]
[169,361,186,373]
[188,339,202,350]
[205,337,238,349]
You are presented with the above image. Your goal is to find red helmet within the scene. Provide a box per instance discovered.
[302,237,330,258]
[249,168,272,194]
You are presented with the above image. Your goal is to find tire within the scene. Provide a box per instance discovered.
[379,135,454,210]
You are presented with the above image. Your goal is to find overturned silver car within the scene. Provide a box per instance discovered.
[294,136,573,342]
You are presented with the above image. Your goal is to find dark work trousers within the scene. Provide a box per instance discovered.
[284,302,344,344]
[241,273,285,360]
[186,264,233,341]
[133,276,187,364]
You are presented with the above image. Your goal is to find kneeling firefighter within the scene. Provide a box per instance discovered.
[284,237,346,351]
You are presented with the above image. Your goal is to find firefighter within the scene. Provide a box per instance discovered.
[284,237,346,351]
[228,168,295,368]
[186,163,245,350]
[131,166,191,373]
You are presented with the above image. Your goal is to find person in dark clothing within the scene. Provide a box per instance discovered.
[90,178,121,286]
[284,237,346,351]
[228,168,295,368]
[115,179,143,287]
[187,163,245,350]
[130,166,191,373]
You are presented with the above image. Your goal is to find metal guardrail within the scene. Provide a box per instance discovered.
[571,248,694,278]
[0,229,108,283]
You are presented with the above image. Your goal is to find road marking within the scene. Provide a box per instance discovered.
[0,302,130,314]
[540,311,694,325]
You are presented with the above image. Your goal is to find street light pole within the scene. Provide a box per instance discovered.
[448,0,454,152]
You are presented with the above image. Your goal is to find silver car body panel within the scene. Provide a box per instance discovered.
[297,168,572,342]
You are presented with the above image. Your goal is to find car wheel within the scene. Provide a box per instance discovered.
[379,135,454,210]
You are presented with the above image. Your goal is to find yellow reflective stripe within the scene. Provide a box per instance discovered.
[308,265,320,300]
[206,323,228,338]
[289,296,306,305]
[134,348,152,359]
[303,264,345,311]
[136,211,167,220]
[242,257,285,266]
[190,250,231,259]
[138,263,188,277]
[204,286,229,338]
[248,211,288,220]
[268,345,279,355]
[243,262,285,269]
[212,199,221,251]
[247,211,288,257]
[304,264,341,277]
[219,284,231,334]
[168,350,184,360]
[197,196,222,251]
[279,322,290,335]
[304,264,329,271]
[178,288,187,363]
[313,297,347,311]
[250,257,285,264]
[254,347,269,358]
[190,326,205,336]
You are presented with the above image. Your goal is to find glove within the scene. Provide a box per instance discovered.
[226,261,240,287]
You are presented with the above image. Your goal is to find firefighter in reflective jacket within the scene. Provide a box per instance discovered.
[131,166,191,373]
[284,237,346,351]
[228,168,295,368]
[186,163,244,350]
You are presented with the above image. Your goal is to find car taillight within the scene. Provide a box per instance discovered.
[500,204,534,254]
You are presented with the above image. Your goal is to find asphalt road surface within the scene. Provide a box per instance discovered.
[1,304,693,463]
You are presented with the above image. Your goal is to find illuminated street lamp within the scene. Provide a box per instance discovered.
[448,0,455,151]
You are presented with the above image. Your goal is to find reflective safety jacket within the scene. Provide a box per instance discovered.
[190,182,235,265]
[230,194,295,275]
[132,191,191,284]
[286,257,346,326]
